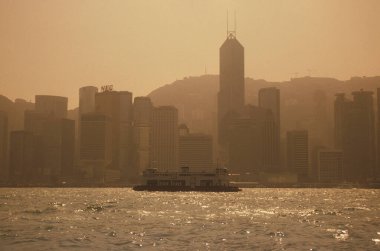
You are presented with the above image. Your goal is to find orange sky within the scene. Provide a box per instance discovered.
[1,0,379,108]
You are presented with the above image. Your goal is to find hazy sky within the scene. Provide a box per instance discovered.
[1,0,379,108]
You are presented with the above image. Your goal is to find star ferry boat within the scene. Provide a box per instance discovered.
[133,166,241,192]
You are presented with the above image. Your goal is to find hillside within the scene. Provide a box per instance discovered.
[149,75,380,146]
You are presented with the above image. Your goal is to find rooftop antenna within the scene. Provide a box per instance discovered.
[226,10,236,39]
[234,10,237,36]
[226,10,229,37]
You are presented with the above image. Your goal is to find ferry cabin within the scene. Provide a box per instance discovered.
[142,167,232,188]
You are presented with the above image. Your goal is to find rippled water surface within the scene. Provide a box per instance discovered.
[0,188,379,250]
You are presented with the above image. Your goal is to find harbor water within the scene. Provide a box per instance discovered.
[0,188,379,250]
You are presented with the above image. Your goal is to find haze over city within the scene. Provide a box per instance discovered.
[1,1,380,250]
[1,0,380,107]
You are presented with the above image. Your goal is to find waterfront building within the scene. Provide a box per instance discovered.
[24,110,75,181]
[79,86,98,115]
[226,116,257,175]
[0,111,8,181]
[179,125,213,171]
[151,106,178,171]
[42,118,75,179]
[377,88,380,180]
[78,86,99,174]
[317,149,343,182]
[311,145,326,182]
[218,29,245,148]
[334,93,348,149]
[132,97,153,177]
[258,87,281,170]
[226,105,275,177]
[35,95,68,119]
[334,90,375,182]
[95,90,133,179]
[24,110,49,135]
[346,90,375,181]
[9,131,34,183]
[287,130,309,181]
[80,113,113,182]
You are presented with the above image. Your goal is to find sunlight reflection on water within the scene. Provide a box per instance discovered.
[0,188,379,250]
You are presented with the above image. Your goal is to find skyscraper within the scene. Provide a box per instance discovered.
[23,110,47,179]
[132,97,153,177]
[24,110,49,135]
[80,113,112,182]
[179,124,213,171]
[334,90,375,182]
[0,111,8,181]
[95,90,133,179]
[218,31,244,145]
[377,88,380,180]
[258,87,281,170]
[24,94,74,183]
[226,116,257,175]
[317,149,343,182]
[42,118,75,179]
[334,93,347,148]
[79,86,98,115]
[347,90,375,181]
[287,130,309,181]
[35,95,68,119]
[227,105,275,177]
[9,131,34,183]
[78,86,99,175]
[151,106,178,171]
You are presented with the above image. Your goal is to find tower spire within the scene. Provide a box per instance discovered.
[234,10,237,36]
[226,10,229,37]
[226,10,236,39]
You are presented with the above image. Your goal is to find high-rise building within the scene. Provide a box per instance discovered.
[78,86,99,174]
[287,130,309,181]
[9,131,34,183]
[334,93,348,149]
[377,88,380,180]
[79,86,98,115]
[80,113,112,182]
[258,87,281,170]
[133,97,153,127]
[259,87,280,126]
[24,110,49,135]
[312,90,330,146]
[24,110,48,179]
[42,118,75,179]
[132,97,153,177]
[24,108,75,181]
[95,90,133,179]
[179,124,213,171]
[218,31,244,146]
[227,117,258,175]
[334,90,375,182]
[226,105,275,177]
[311,145,326,182]
[35,95,68,119]
[0,111,8,181]
[345,90,375,181]
[151,106,178,171]
[317,149,343,182]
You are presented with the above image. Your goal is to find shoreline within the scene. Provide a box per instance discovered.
[0,183,379,189]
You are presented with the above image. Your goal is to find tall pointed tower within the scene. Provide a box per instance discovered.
[217,30,245,145]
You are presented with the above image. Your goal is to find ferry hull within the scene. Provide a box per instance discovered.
[133,185,241,192]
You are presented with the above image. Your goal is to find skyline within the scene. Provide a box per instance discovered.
[1,0,380,108]
[1,2,380,250]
